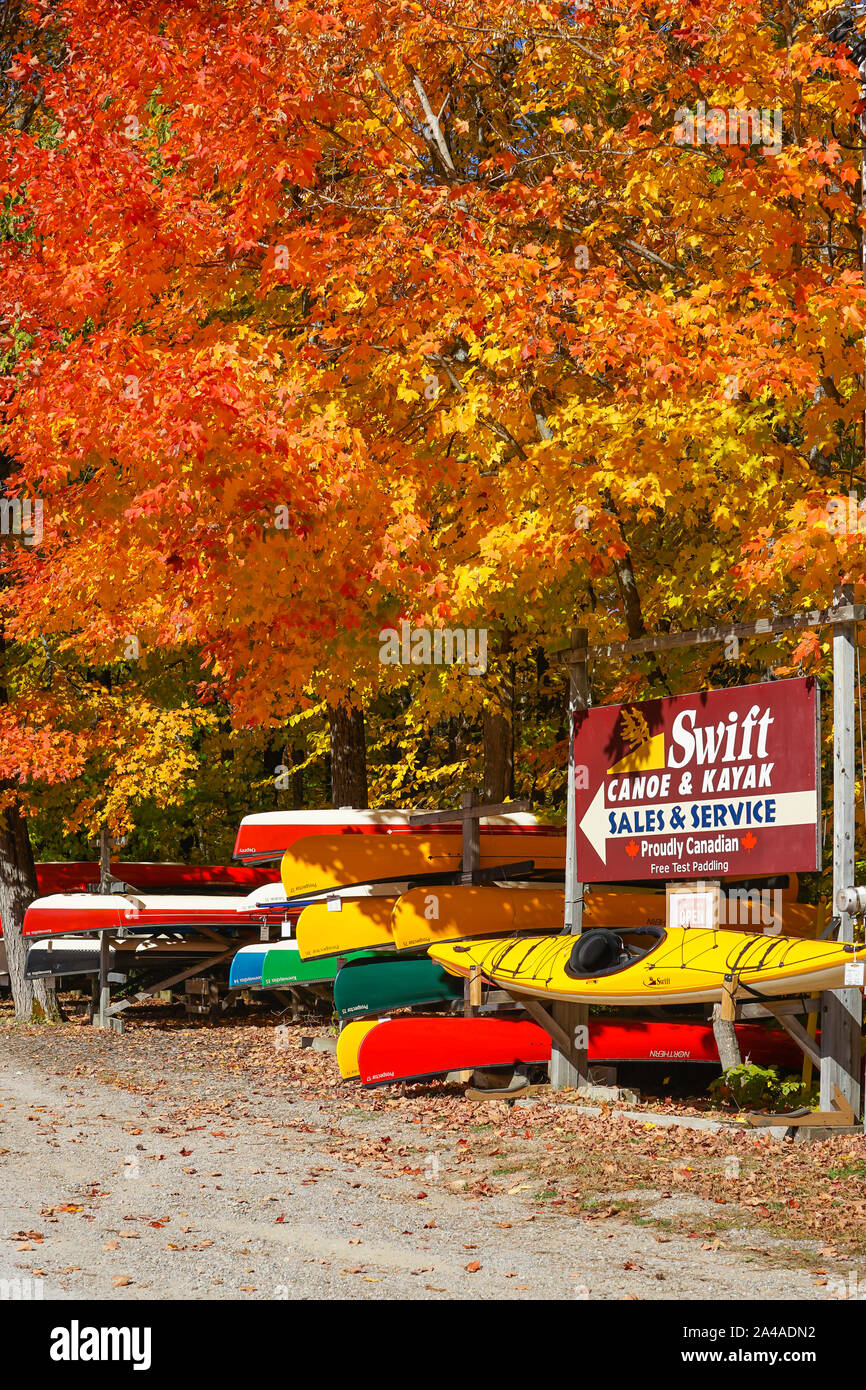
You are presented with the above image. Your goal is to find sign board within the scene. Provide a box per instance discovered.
[574,676,820,882]
[666,881,721,931]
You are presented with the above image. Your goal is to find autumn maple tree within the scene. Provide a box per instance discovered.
[1,0,865,1014]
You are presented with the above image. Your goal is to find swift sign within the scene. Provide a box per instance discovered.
[574,677,820,881]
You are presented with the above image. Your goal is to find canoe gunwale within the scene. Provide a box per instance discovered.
[338,997,460,1021]
[360,1064,517,1089]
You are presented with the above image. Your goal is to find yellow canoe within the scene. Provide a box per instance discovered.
[392,885,563,952]
[429,927,857,1006]
[296,898,396,960]
[392,884,819,950]
[281,831,565,897]
[336,1019,383,1079]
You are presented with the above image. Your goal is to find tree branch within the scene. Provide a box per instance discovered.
[403,62,456,174]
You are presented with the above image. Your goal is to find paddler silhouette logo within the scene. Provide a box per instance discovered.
[607,706,665,776]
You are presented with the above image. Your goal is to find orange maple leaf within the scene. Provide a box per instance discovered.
[741,832,757,852]
[625,840,639,858]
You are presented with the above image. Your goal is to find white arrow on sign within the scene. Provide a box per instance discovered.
[579,783,609,864]
[579,787,818,866]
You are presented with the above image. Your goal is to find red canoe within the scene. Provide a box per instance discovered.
[588,1018,803,1068]
[36,862,275,893]
[358,1017,552,1085]
[233,808,563,862]
[356,1015,804,1086]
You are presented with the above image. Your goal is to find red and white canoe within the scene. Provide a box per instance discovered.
[233,808,563,862]
[22,891,291,939]
[0,865,278,938]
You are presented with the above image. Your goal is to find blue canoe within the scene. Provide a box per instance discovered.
[229,943,270,989]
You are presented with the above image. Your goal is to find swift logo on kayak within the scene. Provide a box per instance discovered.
[50,1322,152,1371]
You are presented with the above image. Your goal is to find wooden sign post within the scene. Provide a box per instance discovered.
[94,824,117,1032]
[822,593,862,1115]
[552,628,590,1090]
[406,792,531,878]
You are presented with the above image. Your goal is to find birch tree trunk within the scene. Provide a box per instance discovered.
[711,1003,742,1072]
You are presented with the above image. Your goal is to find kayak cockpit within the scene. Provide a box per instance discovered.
[564,925,666,979]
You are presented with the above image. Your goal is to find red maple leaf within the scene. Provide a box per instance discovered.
[625,840,639,858]
[741,832,757,852]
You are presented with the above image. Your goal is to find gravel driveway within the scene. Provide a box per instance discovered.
[0,1010,853,1301]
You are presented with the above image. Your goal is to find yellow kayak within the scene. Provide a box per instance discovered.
[296,898,396,960]
[281,831,565,897]
[336,1019,383,1079]
[429,926,857,1006]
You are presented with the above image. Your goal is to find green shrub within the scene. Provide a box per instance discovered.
[710,1063,816,1111]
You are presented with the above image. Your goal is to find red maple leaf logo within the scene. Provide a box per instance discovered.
[741,832,757,853]
[625,840,639,858]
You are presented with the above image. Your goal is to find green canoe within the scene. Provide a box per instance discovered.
[334,953,464,1019]
[261,941,376,989]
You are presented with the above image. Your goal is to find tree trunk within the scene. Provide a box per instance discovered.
[0,795,56,1020]
[0,447,56,1020]
[328,701,368,808]
[483,636,515,803]
[611,545,670,694]
[711,1004,742,1071]
[0,440,55,1018]
[483,689,514,803]
[291,743,305,809]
